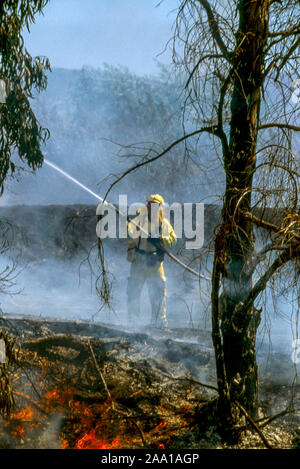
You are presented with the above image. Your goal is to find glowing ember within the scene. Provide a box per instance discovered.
[157,442,166,449]
[75,431,121,450]
[11,407,34,422]
[11,425,25,438]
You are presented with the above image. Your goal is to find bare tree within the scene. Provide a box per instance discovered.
[101,0,300,436]
[171,0,300,427]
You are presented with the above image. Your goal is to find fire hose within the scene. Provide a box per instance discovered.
[44,159,211,281]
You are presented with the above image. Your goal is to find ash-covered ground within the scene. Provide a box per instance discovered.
[0,314,299,449]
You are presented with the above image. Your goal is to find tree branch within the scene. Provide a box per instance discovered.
[244,244,300,310]
[274,37,300,81]
[154,368,218,392]
[257,123,300,132]
[235,401,273,449]
[102,126,221,202]
[185,54,223,89]
[217,71,233,158]
[268,25,300,38]
[197,0,231,61]
[244,211,281,233]
[245,211,300,241]
[259,407,292,429]
[246,241,283,275]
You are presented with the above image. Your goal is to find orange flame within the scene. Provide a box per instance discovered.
[6,385,177,449]
[75,431,121,450]
[11,407,34,422]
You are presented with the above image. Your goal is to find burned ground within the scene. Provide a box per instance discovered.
[0,204,299,449]
[0,315,299,449]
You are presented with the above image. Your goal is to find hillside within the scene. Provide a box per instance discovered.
[2,66,223,207]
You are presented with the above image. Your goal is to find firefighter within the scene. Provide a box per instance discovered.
[126,194,177,328]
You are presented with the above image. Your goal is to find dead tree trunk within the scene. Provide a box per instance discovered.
[215,0,269,418]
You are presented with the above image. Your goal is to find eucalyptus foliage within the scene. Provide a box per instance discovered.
[0,0,51,192]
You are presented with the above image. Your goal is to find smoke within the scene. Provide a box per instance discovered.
[36,414,64,449]
[1,66,224,207]
[0,202,297,352]
[0,67,297,389]
[0,200,211,331]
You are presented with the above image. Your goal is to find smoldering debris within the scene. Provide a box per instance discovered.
[0,316,215,449]
[0,315,299,449]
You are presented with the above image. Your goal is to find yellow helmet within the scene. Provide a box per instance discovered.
[146,194,164,205]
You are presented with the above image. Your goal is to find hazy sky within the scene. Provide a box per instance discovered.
[23,0,177,75]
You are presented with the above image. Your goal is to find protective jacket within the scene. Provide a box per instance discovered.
[127,205,176,261]
[126,203,177,328]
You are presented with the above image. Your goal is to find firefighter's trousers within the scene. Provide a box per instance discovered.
[127,254,167,328]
